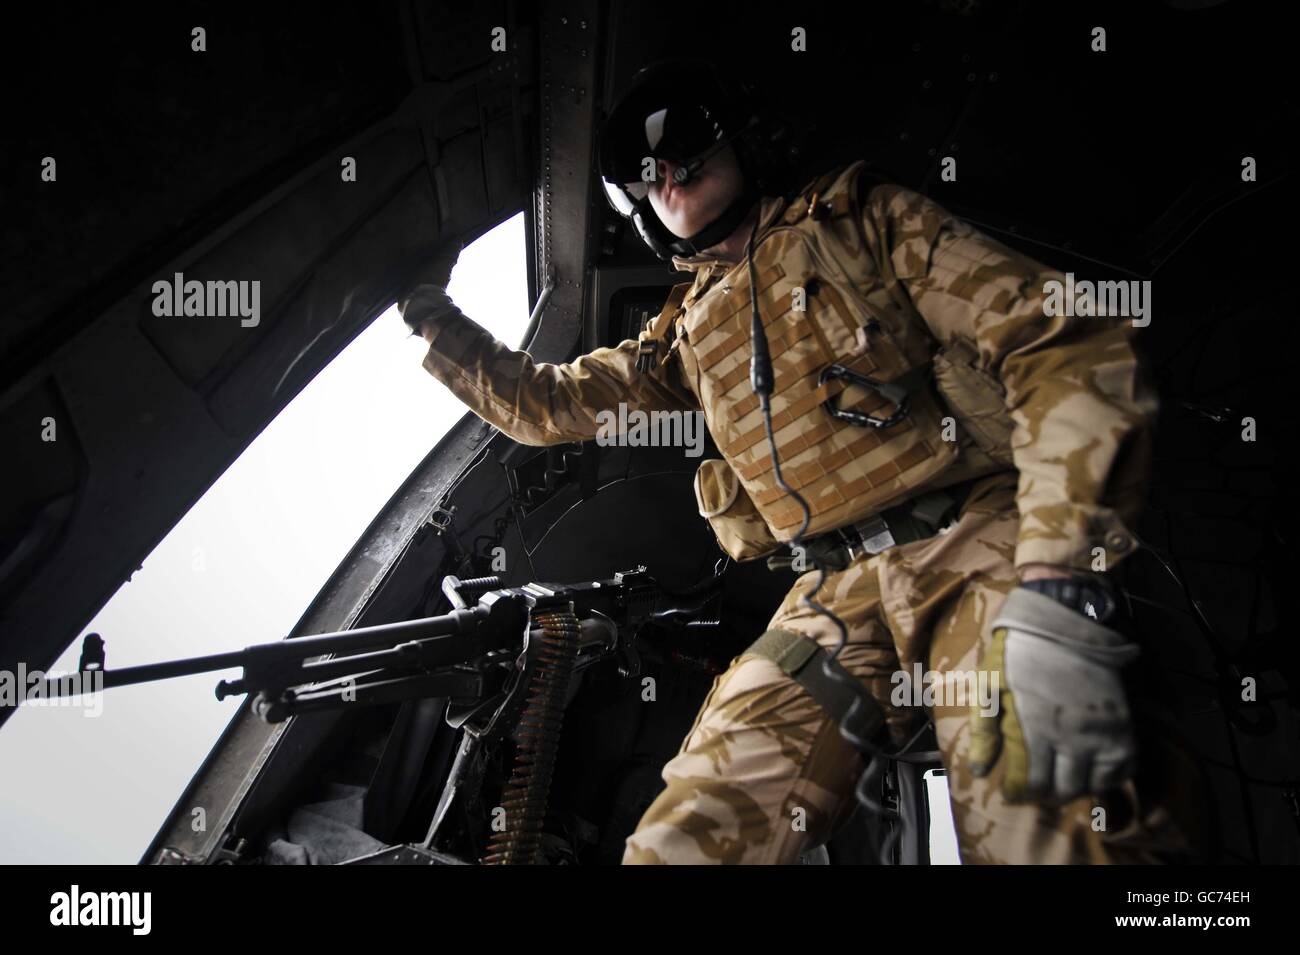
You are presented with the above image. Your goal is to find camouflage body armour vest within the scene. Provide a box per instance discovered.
[640,163,1012,561]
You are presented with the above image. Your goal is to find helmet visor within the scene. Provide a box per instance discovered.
[601,177,645,218]
[602,97,724,185]
[644,102,721,162]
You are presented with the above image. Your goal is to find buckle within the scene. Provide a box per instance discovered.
[635,338,660,373]
[838,516,898,560]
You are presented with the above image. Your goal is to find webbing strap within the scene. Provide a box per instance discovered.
[745,629,885,740]
[636,284,691,373]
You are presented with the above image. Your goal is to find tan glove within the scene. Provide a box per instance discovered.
[968,586,1140,803]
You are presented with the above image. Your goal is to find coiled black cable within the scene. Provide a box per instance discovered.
[745,206,935,863]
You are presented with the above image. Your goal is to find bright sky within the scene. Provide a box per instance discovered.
[0,213,528,864]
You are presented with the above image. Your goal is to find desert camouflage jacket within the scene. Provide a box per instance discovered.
[399,161,1158,574]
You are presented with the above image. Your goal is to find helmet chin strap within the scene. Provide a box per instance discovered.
[667,183,760,257]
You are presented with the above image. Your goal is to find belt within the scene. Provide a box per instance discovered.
[765,479,979,573]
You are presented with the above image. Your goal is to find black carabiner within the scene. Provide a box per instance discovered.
[818,363,911,429]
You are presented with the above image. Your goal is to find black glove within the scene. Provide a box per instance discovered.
[399,285,463,336]
[398,243,462,334]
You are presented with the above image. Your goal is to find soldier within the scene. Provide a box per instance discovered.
[399,60,1206,864]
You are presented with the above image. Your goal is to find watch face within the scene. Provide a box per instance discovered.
[1080,584,1116,623]
[1025,577,1116,623]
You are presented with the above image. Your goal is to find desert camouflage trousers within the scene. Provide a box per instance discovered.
[623,471,1207,864]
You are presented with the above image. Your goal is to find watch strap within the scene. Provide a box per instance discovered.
[1020,576,1117,624]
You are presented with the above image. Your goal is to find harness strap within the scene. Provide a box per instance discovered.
[635,283,691,373]
[765,477,982,574]
[745,628,886,741]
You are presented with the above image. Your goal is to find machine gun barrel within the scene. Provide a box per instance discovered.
[33,603,496,699]
[27,565,667,714]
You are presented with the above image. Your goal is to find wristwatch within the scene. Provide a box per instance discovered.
[1020,575,1118,624]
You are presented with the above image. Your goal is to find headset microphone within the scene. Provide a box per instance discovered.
[669,125,749,187]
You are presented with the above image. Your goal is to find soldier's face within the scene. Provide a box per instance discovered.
[648,144,744,239]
